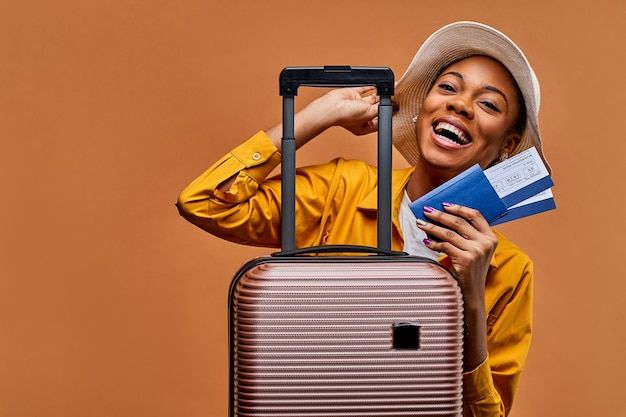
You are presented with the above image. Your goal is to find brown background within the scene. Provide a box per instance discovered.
[1,0,625,416]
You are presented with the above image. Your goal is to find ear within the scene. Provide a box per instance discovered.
[501,132,521,155]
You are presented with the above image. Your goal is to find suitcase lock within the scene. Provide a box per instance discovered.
[392,322,421,350]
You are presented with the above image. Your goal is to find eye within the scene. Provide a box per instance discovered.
[438,83,456,93]
[481,101,500,112]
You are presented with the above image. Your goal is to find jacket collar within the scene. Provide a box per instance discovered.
[356,166,414,212]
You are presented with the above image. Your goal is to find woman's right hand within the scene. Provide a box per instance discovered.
[265,86,381,152]
[310,86,381,136]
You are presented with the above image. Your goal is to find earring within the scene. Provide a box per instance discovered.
[498,152,509,162]
[412,115,418,123]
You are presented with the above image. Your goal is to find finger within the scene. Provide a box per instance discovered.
[363,94,380,104]
[416,217,473,251]
[441,203,491,234]
[422,237,464,259]
[363,102,379,119]
[422,205,482,240]
[354,86,377,95]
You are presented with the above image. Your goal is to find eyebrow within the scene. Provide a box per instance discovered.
[440,71,509,105]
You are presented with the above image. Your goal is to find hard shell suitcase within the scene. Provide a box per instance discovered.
[229,67,464,417]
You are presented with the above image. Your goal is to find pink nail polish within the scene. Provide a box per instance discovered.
[423,238,432,245]
[442,202,454,208]
[423,206,434,213]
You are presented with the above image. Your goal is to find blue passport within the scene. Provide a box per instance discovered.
[408,164,508,224]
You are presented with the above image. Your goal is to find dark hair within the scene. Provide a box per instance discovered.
[511,86,526,135]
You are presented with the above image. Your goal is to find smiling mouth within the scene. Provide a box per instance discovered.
[433,121,472,146]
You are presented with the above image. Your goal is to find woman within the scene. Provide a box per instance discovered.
[177,21,551,416]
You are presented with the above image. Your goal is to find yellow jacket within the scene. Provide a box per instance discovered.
[177,131,533,417]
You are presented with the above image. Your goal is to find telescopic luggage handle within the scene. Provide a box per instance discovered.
[279,66,395,252]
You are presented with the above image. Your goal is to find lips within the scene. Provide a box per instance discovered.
[431,117,472,148]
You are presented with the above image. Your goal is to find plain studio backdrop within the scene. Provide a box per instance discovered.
[1,1,625,416]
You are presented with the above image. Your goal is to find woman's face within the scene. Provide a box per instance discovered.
[415,55,522,174]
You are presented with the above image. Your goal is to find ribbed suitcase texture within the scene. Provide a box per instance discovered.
[230,259,464,417]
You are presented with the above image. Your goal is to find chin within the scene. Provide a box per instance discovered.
[424,158,468,174]
[418,144,473,172]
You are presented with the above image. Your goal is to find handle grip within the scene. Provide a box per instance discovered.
[280,66,394,96]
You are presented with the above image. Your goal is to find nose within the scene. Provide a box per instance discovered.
[446,94,474,119]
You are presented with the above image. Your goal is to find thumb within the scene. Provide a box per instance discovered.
[369,116,379,131]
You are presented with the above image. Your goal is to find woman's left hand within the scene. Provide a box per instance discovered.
[416,203,498,310]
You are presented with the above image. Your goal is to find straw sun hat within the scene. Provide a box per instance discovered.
[393,21,551,174]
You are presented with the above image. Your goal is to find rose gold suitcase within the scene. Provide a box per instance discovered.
[229,67,463,417]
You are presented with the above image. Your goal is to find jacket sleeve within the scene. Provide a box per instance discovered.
[462,255,534,416]
[176,131,338,248]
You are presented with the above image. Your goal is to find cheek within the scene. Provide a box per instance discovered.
[419,93,438,114]
[475,128,506,167]
[414,95,439,142]
[475,116,510,146]
[415,115,433,148]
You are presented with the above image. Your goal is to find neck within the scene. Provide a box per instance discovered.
[405,161,462,200]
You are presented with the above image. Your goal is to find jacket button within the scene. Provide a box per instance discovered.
[252,152,261,161]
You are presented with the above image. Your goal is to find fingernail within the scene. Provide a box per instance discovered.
[423,238,432,245]
[442,202,454,208]
[416,218,427,227]
[423,206,434,213]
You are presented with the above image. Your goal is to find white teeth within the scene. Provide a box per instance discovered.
[437,135,460,145]
[435,121,469,144]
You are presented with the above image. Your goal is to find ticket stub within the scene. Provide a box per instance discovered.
[484,147,553,208]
